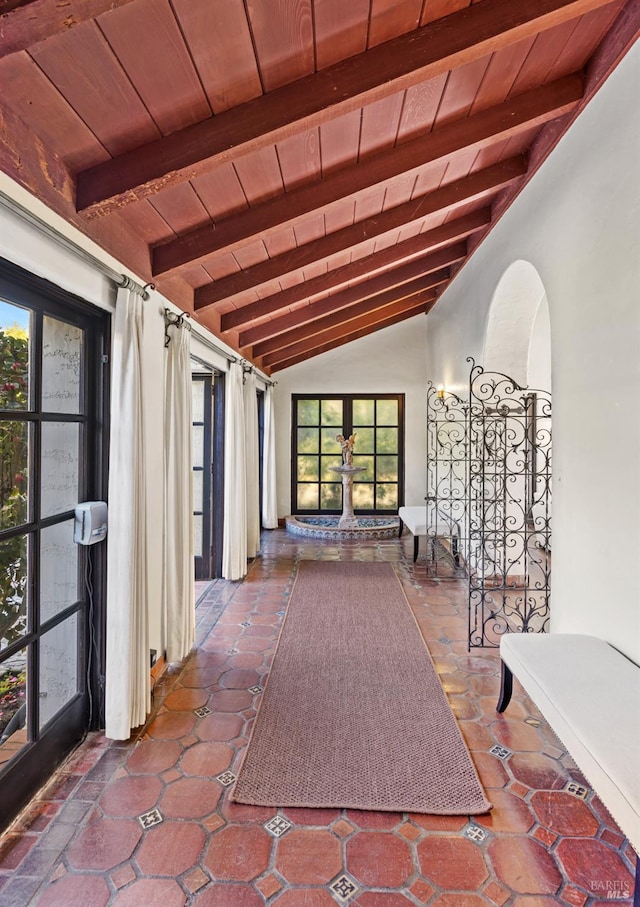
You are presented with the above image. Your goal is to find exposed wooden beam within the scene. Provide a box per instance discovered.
[221,210,489,332]
[267,302,435,372]
[195,157,526,310]
[152,74,582,277]
[0,1,37,12]
[75,0,609,215]
[262,295,435,369]
[0,95,153,284]
[240,261,455,348]
[0,0,138,57]
[253,278,444,359]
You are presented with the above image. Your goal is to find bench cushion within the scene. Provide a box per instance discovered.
[500,633,640,852]
[399,505,459,538]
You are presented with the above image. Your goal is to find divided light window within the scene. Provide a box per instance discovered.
[292,395,404,515]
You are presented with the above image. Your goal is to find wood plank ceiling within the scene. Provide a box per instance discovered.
[1,0,637,373]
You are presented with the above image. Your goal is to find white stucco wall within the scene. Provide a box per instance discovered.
[273,315,428,518]
[425,44,640,662]
[527,297,552,393]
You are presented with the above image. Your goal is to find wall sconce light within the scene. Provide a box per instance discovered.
[437,384,445,399]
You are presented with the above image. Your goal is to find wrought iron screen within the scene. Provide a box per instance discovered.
[467,361,552,648]
[426,363,552,648]
[426,382,469,578]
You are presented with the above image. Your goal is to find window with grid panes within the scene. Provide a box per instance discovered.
[292,395,404,514]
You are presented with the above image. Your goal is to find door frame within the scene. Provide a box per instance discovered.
[0,257,109,831]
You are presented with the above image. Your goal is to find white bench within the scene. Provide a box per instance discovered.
[498,633,640,896]
[398,504,460,564]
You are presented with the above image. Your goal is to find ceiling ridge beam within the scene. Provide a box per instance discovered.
[251,276,448,359]
[239,259,457,348]
[152,73,583,277]
[0,0,138,58]
[265,303,434,372]
[75,0,608,215]
[260,295,435,368]
[195,156,527,310]
[220,210,489,331]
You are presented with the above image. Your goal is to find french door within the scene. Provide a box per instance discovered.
[0,260,108,831]
[192,372,224,579]
[292,394,405,514]
[192,374,213,580]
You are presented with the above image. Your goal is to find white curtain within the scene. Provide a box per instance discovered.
[244,371,261,558]
[105,286,149,740]
[164,323,194,663]
[262,385,278,528]
[222,361,247,579]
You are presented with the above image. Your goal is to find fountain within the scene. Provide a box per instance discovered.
[329,434,366,529]
[285,433,399,540]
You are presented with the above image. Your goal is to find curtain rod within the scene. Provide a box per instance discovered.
[178,309,276,385]
[1,190,277,383]
[0,190,150,298]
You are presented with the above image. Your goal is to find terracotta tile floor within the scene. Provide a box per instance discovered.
[0,529,636,905]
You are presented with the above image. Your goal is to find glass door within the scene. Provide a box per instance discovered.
[291,394,404,514]
[192,374,213,580]
[0,261,108,831]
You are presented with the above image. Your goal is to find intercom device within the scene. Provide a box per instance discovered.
[74,501,108,545]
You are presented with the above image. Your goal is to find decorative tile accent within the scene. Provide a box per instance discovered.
[255,872,284,899]
[490,744,512,760]
[248,685,264,695]
[110,864,137,889]
[227,649,238,655]
[203,814,225,833]
[483,880,511,906]
[464,823,489,843]
[331,818,355,839]
[183,867,210,894]
[533,826,558,847]
[194,705,212,718]
[330,873,359,901]
[565,781,589,799]
[240,621,251,627]
[138,808,163,829]
[409,880,435,903]
[524,716,541,727]
[216,771,236,787]
[439,636,452,644]
[397,821,421,842]
[264,815,292,838]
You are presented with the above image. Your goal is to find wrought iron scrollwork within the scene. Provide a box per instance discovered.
[466,360,552,648]
[426,361,552,647]
[426,382,469,578]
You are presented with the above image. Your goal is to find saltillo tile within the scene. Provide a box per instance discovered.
[275,828,342,885]
[67,818,142,871]
[346,831,414,888]
[126,739,182,774]
[136,820,205,876]
[204,825,272,881]
[417,836,489,890]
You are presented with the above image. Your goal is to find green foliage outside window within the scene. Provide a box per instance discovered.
[0,326,29,649]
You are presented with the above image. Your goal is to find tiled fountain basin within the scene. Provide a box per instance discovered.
[285,515,400,540]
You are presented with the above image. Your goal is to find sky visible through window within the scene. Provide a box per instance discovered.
[0,301,29,331]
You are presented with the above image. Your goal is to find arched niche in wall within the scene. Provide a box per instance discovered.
[483,260,551,392]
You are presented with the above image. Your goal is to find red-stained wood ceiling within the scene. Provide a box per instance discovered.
[0,0,637,373]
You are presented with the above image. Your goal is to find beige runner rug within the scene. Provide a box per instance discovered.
[232,560,490,814]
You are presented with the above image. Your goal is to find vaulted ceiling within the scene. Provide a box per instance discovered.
[1,0,637,373]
